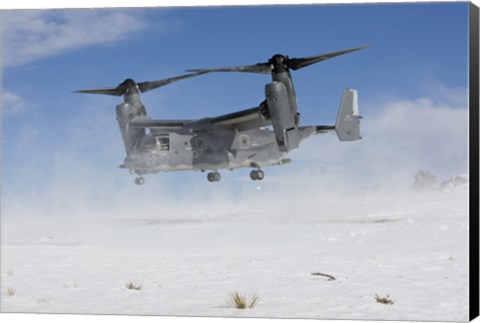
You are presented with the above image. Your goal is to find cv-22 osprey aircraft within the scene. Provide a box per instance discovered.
[76,46,365,184]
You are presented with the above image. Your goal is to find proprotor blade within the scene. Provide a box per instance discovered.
[187,62,272,74]
[286,45,368,71]
[75,87,124,96]
[187,45,367,75]
[75,79,136,96]
[75,72,208,96]
[137,71,208,93]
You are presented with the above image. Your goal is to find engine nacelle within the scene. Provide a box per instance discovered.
[116,102,146,153]
[265,81,300,152]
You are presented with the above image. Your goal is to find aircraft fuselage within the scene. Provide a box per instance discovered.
[123,126,304,175]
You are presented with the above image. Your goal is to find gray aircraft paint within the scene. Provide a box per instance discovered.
[76,46,365,183]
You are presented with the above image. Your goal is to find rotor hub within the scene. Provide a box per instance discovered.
[122,78,136,86]
[269,54,289,73]
[121,78,139,95]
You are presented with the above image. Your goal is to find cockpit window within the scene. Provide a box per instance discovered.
[143,136,157,149]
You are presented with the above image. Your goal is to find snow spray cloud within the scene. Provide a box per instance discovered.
[1,86,469,223]
[1,94,245,221]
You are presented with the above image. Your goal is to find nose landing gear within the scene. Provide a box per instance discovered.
[134,176,145,185]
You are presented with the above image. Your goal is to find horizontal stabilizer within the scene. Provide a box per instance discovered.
[335,89,362,141]
[315,125,335,134]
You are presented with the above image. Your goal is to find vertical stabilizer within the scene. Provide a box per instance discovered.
[335,89,362,141]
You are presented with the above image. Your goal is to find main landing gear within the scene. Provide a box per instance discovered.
[205,169,264,182]
[207,171,222,182]
[250,169,264,181]
[134,176,145,185]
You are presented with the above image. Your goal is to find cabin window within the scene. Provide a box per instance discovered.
[240,134,250,149]
[155,134,170,151]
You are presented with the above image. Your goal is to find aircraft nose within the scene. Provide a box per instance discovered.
[124,154,138,166]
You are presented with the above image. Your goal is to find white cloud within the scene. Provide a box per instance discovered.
[423,81,468,109]
[2,90,27,115]
[1,9,147,67]
[365,97,467,179]
[290,92,469,190]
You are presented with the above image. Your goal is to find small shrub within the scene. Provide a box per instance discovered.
[226,291,259,309]
[37,298,49,304]
[64,281,79,288]
[374,293,394,305]
[125,281,142,291]
[7,288,16,297]
[413,170,436,191]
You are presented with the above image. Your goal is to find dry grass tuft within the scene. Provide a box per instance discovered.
[226,291,259,309]
[7,288,16,297]
[125,281,143,291]
[374,293,394,305]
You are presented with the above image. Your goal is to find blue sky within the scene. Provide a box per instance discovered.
[1,2,471,215]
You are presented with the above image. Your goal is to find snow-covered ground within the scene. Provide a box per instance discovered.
[1,184,470,321]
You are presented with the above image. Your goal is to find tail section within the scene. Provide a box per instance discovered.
[335,89,362,141]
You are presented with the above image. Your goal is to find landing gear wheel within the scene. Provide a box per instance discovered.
[134,177,145,185]
[207,171,221,182]
[256,170,264,180]
[250,170,264,181]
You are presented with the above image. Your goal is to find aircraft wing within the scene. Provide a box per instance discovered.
[211,106,271,131]
[130,118,193,129]
[129,106,270,132]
